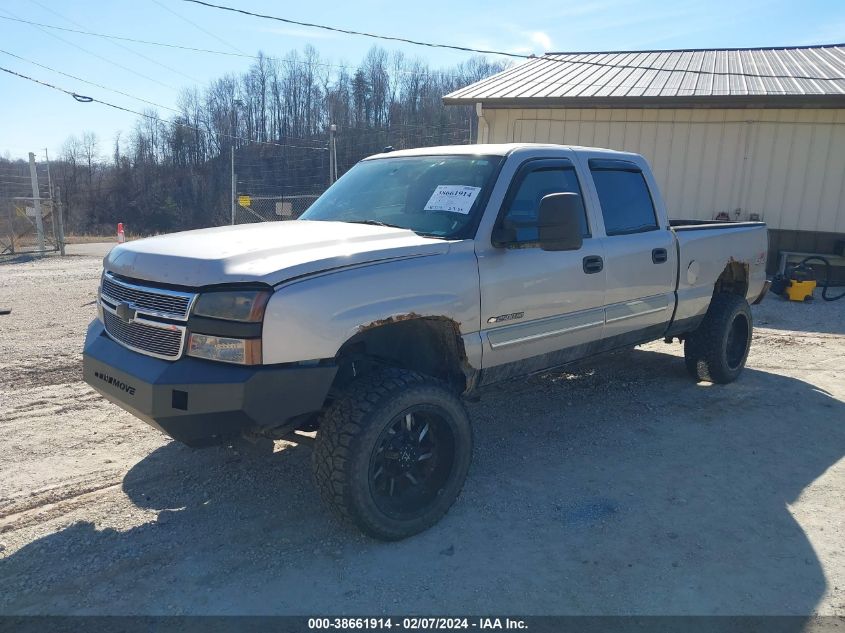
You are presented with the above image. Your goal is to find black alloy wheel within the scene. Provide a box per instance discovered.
[369,406,455,519]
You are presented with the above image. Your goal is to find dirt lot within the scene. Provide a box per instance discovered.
[1,247,843,616]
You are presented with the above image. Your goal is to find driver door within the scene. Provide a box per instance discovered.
[476,158,606,383]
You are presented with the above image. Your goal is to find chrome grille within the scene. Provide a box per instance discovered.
[101,273,194,321]
[99,272,195,360]
[102,308,185,360]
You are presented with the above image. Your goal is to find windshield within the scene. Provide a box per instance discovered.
[300,155,502,238]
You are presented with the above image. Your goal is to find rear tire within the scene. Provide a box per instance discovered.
[313,367,472,540]
[684,293,753,384]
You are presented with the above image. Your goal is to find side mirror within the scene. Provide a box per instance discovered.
[538,192,584,251]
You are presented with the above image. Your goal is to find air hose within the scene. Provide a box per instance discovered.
[799,256,845,302]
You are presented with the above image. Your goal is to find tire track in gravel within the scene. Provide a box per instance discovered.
[0,470,126,523]
[0,482,125,535]
[0,463,174,534]
[3,389,103,421]
[0,358,82,390]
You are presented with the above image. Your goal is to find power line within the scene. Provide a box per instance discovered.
[2,9,841,88]
[0,47,344,146]
[179,0,845,83]
[0,15,254,58]
[0,48,181,113]
[28,0,201,85]
[181,0,526,58]
[0,66,329,151]
[0,9,179,91]
[148,0,247,55]
[0,15,467,79]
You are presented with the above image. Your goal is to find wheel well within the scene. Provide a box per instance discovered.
[713,260,749,298]
[333,317,473,394]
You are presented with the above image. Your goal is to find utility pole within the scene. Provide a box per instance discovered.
[55,186,66,256]
[329,124,338,184]
[230,145,236,225]
[230,98,243,225]
[44,148,63,255]
[333,126,338,183]
[44,148,54,201]
[27,152,45,254]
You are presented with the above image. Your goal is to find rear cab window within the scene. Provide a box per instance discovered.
[589,159,659,236]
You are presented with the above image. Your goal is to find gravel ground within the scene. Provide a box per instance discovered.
[1,248,843,616]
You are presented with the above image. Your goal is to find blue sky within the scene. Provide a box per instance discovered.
[1,0,843,160]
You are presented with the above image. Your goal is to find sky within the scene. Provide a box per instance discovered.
[1,0,843,161]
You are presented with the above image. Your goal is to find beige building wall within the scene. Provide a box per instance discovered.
[477,107,845,234]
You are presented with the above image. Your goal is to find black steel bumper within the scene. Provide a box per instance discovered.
[82,320,337,447]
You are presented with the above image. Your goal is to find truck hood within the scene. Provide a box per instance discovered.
[105,220,451,287]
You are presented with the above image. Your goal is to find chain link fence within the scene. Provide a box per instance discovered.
[0,196,62,257]
[234,194,321,225]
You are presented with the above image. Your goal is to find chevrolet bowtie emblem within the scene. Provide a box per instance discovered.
[115,301,137,324]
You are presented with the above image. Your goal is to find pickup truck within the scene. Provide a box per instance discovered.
[83,143,768,540]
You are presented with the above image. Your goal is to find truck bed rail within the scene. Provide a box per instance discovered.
[670,220,766,232]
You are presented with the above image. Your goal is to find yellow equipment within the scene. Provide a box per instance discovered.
[771,255,845,303]
[785,279,816,302]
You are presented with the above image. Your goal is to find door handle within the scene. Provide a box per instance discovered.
[652,248,668,264]
[582,255,604,274]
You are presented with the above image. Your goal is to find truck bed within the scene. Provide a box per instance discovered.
[669,221,768,333]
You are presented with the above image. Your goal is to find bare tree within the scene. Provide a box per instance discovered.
[14,46,507,235]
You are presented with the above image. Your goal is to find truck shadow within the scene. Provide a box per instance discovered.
[1,348,843,618]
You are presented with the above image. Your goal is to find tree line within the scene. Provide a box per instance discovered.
[0,46,506,236]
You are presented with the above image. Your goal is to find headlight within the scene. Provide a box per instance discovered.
[188,289,270,365]
[187,333,262,365]
[192,290,271,322]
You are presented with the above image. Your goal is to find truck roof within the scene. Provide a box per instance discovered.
[363,143,642,160]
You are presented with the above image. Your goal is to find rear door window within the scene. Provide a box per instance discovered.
[589,159,659,236]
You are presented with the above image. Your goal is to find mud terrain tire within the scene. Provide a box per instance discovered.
[313,367,472,540]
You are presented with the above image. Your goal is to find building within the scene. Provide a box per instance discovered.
[444,44,845,273]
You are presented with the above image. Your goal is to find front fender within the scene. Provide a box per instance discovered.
[261,242,481,366]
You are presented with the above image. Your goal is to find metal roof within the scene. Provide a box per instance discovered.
[443,44,845,107]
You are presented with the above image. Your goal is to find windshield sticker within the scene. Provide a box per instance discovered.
[424,185,482,215]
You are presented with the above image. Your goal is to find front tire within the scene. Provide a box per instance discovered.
[684,293,753,384]
[313,368,472,540]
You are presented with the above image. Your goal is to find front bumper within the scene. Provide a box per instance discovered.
[83,320,337,446]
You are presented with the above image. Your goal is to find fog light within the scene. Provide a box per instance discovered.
[187,333,261,365]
